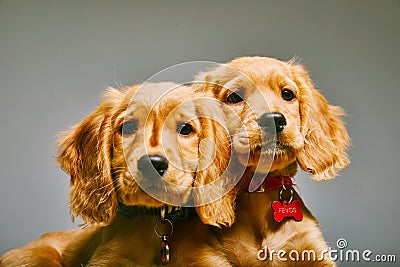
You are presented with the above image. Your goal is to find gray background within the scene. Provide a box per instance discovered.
[1,1,399,266]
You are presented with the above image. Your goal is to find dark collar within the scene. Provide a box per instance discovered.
[117,202,196,222]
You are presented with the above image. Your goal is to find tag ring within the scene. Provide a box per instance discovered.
[279,185,294,203]
[154,218,173,238]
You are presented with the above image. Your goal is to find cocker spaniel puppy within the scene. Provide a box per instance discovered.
[0,82,234,266]
[194,56,351,266]
[57,82,233,227]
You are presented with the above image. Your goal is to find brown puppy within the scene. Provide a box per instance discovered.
[0,82,234,266]
[194,56,350,266]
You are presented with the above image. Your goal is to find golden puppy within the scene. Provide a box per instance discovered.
[0,82,234,266]
[194,56,351,266]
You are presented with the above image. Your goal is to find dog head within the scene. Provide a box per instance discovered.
[57,82,232,225]
[57,82,234,226]
[195,56,350,181]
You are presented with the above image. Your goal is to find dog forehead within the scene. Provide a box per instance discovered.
[125,82,195,115]
[133,82,187,103]
[154,95,197,123]
[226,58,298,94]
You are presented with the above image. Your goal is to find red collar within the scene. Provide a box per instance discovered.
[245,175,294,192]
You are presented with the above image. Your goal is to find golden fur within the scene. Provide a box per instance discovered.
[0,82,235,266]
[195,56,350,180]
[1,57,351,266]
[192,56,351,266]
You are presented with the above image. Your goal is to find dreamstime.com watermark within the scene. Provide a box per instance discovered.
[257,238,397,263]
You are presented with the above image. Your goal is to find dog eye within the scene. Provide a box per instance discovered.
[177,123,193,136]
[281,89,295,101]
[226,92,244,104]
[121,120,138,135]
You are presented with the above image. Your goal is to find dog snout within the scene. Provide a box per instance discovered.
[137,155,169,180]
[258,112,287,134]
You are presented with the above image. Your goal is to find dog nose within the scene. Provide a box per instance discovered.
[258,112,287,134]
[137,155,169,180]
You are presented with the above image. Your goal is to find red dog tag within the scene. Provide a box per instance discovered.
[272,200,303,222]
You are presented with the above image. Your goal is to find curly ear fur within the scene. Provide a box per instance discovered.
[292,64,351,180]
[194,98,238,227]
[57,89,123,225]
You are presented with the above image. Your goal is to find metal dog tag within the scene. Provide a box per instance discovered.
[160,235,170,265]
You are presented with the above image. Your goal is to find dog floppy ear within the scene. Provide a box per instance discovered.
[57,89,122,225]
[291,64,350,181]
[193,98,238,227]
